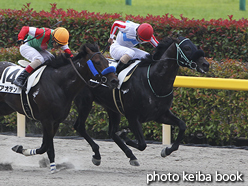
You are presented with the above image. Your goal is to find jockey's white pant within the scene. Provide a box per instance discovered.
[20,43,54,64]
[110,42,149,61]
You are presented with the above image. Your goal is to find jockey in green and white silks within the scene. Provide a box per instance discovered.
[13,26,73,90]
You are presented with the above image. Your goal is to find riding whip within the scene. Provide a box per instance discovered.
[101,42,110,54]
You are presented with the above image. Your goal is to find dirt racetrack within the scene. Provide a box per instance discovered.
[0,134,247,186]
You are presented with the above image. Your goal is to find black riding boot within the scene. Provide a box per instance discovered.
[13,69,30,89]
[116,61,125,74]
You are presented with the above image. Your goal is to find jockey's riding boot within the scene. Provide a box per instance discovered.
[116,60,125,74]
[13,60,41,90]
[13,69,31,89]
[116,54,132,74]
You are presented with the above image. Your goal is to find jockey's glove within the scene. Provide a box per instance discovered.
[17,40,24,45]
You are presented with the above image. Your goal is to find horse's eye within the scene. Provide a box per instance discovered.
[184,46,191,51]
[94,61,101,65]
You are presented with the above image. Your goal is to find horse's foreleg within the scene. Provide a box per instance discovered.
[74,106,101,166]
[44,122,59,173]
[46,139,56,173]
[158,110,186,157]
[12,122,57,173]
[108,111,139,166]
[74,90,101,165]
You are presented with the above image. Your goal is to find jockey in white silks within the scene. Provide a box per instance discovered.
[108,20,159,73]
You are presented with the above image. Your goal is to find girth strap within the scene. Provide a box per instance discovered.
[112,88,125,115]
[20,89,37,120]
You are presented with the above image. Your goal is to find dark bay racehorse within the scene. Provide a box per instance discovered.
[74,37,210,166]
[0,43,119,173]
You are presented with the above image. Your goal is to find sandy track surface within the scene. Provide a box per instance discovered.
[0,134,247,186]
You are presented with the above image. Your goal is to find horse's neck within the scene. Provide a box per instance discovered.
[56,61,89,97]
[146,43,179,96]
[154,43,179,80]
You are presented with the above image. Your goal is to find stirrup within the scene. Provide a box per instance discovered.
[18,60,30,68]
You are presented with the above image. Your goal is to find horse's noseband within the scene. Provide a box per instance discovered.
[85,52,116,88]
[87,52,116,77]
[176,38,205,69]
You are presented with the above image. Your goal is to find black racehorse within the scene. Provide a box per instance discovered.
[74,36,210,166]
[0,43,119,173]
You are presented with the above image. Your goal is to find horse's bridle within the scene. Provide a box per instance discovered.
[151,38,199,70]
[148,38,202,98]
[175,38,197,70]
[69,52,115,88]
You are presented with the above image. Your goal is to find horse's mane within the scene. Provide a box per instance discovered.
[43,53,70,68]
[138,36,178,67]
[73,42,100,61]
[44,43,100,68]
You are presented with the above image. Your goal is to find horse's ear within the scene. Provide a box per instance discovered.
[94,41,99,46]
[85,46,93,54]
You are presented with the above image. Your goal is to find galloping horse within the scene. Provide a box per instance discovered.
[0,43,119,173]
[74,36,210,166]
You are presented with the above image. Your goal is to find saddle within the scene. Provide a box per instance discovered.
[107,58,141,89]
[108,58,141,115]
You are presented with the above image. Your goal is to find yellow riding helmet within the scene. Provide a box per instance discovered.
[52,27,69,45]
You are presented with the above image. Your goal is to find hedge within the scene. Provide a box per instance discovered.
[0,47,248,146]
[1,3,248,61]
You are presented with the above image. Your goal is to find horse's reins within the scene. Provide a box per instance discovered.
[147,64,173,98]
[69,52,106,88]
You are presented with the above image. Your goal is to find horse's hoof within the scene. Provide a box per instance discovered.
[161,147,168,158]
[129,159,140,166]
[12,145,23,154]
[92,157,101,166]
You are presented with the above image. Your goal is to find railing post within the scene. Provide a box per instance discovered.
[125,0,132,5]
[162,124,171,145]
[17,112,26,137]
[240,0,246,11]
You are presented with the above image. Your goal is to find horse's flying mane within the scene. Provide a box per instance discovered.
[138,36,178,67]
[44,43,100,69]
[43,53,70,68]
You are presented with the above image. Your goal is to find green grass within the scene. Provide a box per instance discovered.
[1,0,248,20]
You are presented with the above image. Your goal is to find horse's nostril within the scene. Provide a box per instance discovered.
[203,62,209,68]
[111,79,119,86]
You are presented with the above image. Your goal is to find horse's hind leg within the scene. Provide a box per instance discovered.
[157,110,186,157]
[117,117,147,152]
[108,110,139,166]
